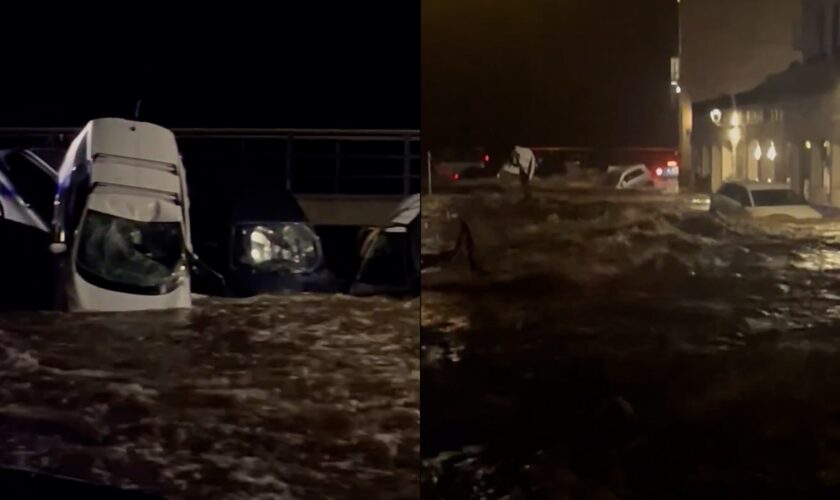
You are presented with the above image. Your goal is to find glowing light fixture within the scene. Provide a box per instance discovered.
[825,140,831,150]
[656,167,664,176]
[767,141,777,161]
[675,85,682,94]
[730,111,741,127]
[806,140,812,150]
[754,144,762,161]
[710,108,722,124]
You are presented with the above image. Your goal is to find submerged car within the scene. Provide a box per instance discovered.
[710,181,823,220]
[50,118,195,312]
[497,146,538,180]
[432,147,491,182]
[0,148,62,310]
[351,194,419,297]
[188,176,339,297]
[605,164,654,189]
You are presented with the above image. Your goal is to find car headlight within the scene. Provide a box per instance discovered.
[238,223,322,273]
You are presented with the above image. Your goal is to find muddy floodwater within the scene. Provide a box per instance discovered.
[0,294,419,499]
[422,179,840,499]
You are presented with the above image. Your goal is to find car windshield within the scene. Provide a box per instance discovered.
[76,209,186,294]
[750,189,807,207]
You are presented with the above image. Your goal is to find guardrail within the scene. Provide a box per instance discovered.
[0,127,421,197]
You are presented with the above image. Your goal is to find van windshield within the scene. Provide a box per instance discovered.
[76,210,186,295]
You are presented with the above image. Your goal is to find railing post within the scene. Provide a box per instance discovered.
[427,150,433,195]
[285,135,293,192]
[403,135,411,196]
[335,141,342,194]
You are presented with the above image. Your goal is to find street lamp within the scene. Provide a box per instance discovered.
[710,108,722,124]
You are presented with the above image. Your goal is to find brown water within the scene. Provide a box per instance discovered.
[422,181,840,499]
[0,294,419,500]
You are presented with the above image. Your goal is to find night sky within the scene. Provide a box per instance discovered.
[0,3,419,129]
[423,0,679,150]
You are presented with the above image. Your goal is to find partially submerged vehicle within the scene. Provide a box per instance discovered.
[497,146,538,180]
[351,194,420,296]
[432,147,491,182]
[50,118,195,312]
[188,177,339,297]
[710,181,823,220]
[0,148,62,310]
[605,164,655,189]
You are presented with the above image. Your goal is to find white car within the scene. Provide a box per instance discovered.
[605,164,654,189]
[497,146,538,180]
[51,118,194,312]
[710,181,823,220]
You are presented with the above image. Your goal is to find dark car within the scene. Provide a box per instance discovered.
[431,147,491,182]
[188,176,339,297]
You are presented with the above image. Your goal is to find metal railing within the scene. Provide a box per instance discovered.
[0,127,421,197]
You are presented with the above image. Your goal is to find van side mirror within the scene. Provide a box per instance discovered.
[188,252,227,296]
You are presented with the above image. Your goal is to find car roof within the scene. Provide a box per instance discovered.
[607,164,647,173]
[724,181,792,191]
[389,194,420,227]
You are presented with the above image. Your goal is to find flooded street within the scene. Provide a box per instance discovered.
[422,180,840,499]
[0,295,419,499]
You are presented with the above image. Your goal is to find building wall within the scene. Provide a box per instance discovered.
[801,0,840,60]
[693,84,840,205]
[681,0,801,182]
[689,0,840,205]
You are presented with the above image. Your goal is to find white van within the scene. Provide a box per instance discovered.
[50,118,193,312]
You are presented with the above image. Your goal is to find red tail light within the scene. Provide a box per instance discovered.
[452,173,460,181]
[483,154,490,162]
